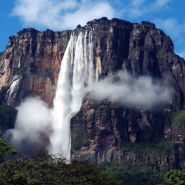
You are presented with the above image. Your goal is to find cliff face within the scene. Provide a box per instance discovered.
[1,17,185,169]
[70,18,185,168]
[0,28,71,107]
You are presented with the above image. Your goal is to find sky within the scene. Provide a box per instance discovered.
[0,0,185,59]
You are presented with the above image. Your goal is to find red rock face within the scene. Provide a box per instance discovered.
[0,28,71,107]
[1,17,185,167]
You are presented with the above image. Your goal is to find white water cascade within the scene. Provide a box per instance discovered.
[49,30,98,161]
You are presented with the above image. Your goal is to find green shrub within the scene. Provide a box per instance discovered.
[159,169,185,185]
[0,105,17,135]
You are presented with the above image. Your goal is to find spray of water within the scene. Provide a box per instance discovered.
[49,30,97,160]
[4,29,173,161]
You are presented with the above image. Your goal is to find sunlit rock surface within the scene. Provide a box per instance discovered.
[0,28,71,107]
[1,17,185,169]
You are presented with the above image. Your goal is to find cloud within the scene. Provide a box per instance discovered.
[3,72,173,155]
[121,0,172,19]
[177,50,185,59]
[84,71,173,110]
[154,18,185,38]
[4,97,53,154]
[154,18,185,59]
[11,0,115,30]
[132,0,146,7]
[154,0,172,7]
[61,1,114,29]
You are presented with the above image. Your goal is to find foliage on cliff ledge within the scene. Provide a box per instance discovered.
[0,86,9,105]
[171,110,185,130]
[98,139,184,185]
[0,105,17,135]
[0,86,17,135]
[99,161,164,185]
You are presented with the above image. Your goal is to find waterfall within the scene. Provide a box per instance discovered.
[49,30,97,161]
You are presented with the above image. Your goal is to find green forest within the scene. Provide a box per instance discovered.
[0,138,185,185]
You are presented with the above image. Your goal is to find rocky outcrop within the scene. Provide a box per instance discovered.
[0,28,71,107]
[1,17,185,169]
[1,18,184,108]
[70,18,185,168]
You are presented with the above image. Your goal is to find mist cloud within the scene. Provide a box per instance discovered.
[4,71,173,154]
[84,71,173,109]
[4,97,52,154]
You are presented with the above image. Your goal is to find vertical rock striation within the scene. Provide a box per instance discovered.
[70,18,185,167]
[0,17,185,169]
[0,28,71,107]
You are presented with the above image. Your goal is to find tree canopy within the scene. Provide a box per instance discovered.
[0,139,16,162]
[158,169,185,185]
[0,139,121,185]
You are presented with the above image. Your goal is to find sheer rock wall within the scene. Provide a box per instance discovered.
[1,17,185,168]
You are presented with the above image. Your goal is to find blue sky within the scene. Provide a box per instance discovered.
[0,0,185,59]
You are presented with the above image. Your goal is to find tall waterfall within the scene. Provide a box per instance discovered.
[49,30,97,161]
